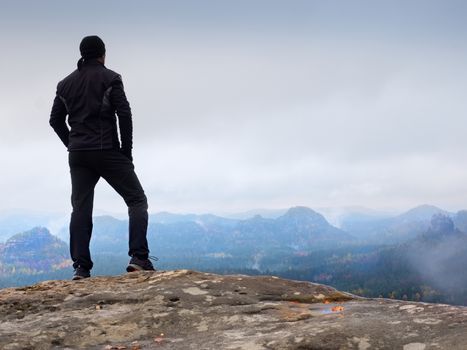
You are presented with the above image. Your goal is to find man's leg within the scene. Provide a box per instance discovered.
[98,150,150,259]
[69,151,100,270]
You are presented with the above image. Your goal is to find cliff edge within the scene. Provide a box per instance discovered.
[1,269,466,349]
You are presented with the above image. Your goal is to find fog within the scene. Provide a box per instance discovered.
[1,0,467,215]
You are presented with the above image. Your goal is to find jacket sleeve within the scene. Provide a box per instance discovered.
[109,75,133,152]
[49,87,70,148]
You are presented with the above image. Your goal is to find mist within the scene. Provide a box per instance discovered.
[1,0,467,215]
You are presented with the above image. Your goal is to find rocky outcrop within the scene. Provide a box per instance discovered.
[1,269,466,349]
[0,227,69,276]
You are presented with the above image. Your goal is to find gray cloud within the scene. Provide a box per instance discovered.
[1,1,467,215]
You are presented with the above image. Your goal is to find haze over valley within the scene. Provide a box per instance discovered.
[2,204,467,306]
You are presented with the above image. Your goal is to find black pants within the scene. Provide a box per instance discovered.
[68,149,149,271]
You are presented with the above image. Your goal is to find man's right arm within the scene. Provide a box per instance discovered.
[109,75,133,161]
[49,88,70,148]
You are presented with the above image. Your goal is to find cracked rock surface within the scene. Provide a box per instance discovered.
[1,269,467,349]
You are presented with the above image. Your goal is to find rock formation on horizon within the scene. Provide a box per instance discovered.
[1,270,466,349]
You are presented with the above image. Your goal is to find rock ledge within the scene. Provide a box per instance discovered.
[1,269,466,349]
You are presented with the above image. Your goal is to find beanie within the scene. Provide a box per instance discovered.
[79,35,106,60]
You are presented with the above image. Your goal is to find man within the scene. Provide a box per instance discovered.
[49,35,156,280]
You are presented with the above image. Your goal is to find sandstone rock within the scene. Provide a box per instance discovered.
[0,269,466,349]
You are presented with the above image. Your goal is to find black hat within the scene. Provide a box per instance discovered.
[79,35,106,59]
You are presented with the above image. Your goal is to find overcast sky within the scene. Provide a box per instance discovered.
[1,0,466,216]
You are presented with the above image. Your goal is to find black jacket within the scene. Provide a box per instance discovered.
[49,58,133,156]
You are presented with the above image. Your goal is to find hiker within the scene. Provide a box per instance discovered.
[49,35,157,280]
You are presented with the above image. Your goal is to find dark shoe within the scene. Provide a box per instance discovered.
[72,266,91,280]
[126,255,158,272]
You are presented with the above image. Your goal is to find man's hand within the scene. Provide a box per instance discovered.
[120,147,133,162]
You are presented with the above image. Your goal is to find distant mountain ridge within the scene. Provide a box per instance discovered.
[0,227,70,277]
[5,204,467,251]
[1,206,354,283]
[396,204,451,222]
[340,204,457,243]
[58,206,355,263]
[0,210,66,243]
[2,205,467,305]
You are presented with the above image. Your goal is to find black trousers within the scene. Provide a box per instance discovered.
[68,149,150,270]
